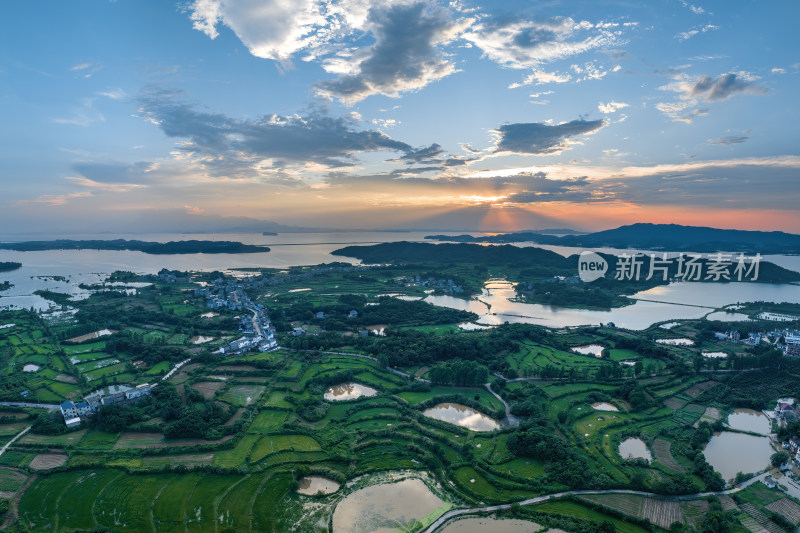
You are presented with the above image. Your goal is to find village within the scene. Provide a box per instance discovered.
[715,328,800,356]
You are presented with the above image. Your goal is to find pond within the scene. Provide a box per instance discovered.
[422,403,500,431]
[190,335,214,344]
[726,408,772,435]
[324,382,378,401]
[655,338,694,346]
[703,431,773,482]
[296,476,340,495]
[618,438,652,462]
[591,402,619,412]
[572,344,604,357]
[705,311,751,322]
[332,478,445,533]
[702,352,728,358]
[440,518,542,533]
[22,364,40,372]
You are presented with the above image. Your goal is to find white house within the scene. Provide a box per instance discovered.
[60,401,77,419]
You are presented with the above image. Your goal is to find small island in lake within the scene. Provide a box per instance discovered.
[0,240,270,255]
[0,261,22,272]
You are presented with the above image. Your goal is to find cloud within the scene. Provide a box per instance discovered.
[508,69,571,88]
[135,89,452,176]
[680,1,706,14]
[598,101,629,114]
[493,119,606,155]
[462,16,624,69]
[771,67,786,74]
[69,61,103,78]
[688,73,767,102]
[52,98,105,127]
[675,23,718,41]
[98,88,128,100]
[315,3,469,104]
[656,72,767,121]
[17,192,94,206]
[708,135,748,145]
[70,161,158,184]
[64,177,147,192]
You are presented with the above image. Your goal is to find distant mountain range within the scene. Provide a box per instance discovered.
[426,223,800,254]
[0,240,270,255]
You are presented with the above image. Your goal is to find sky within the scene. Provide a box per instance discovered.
[1,0,799,234]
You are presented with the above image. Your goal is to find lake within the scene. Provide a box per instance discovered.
[618,438,652,462]
[703,431,773,482]
[726,408,772,435]
[422,403,500,431]
[324,383,378,401]
[332,477,445,533]
[424,279,800,330]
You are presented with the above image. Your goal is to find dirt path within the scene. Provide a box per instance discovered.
[0,426,30,459]
[0,473,37,530]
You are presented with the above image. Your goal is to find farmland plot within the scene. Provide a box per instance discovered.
[765,498,800,525]
[641,497,682,529]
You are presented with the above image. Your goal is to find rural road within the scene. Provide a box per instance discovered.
[0,426,31,459]
[422,473,770,533]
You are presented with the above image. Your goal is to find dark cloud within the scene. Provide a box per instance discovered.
[315,3,461,104]
[689,73,767,102]
[136,90,441,173]
[494,119,606,155]
[708,135,749,145]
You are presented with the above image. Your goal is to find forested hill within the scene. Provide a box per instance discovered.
[427,223,800,254]
[332,241,571,268]
[0,240,270,255]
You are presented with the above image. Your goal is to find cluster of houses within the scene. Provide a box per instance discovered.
[59,383,153,428]
[396,274,464,295]
[714,329,800,355]
[197,281,278,355]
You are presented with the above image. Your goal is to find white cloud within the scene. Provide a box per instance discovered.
[52,98,105,127]
[771,67,786,74]
[462,16,625,69]
[69,61,103,79]
[509,69,571,88]
[598,101,629,114]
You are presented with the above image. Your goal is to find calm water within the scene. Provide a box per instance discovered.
[296,476,340,495]
[324,383,378,401]
[424,279,800,330]
[422,403,500,431]
[618,438,652,462]
[726,409,772,435]
[440,518,542,533]
[703,431,773,481]
[332,478,444,533]
[572,344,604,356]
[656,338,695,346]
[592,402,619,412]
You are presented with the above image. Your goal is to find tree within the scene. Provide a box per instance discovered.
[771,451,789,467]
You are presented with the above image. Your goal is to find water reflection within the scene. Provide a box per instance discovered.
[422,403,500,431]
[324,382,378,401]
[726,409,771,435]
[592,402,619,412]
[618,438,652,462]
[297,476,340,495]
[703,431,773,481]
[572,344,604,356]
[332,478,444,533]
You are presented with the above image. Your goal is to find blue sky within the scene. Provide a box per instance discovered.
[1,0,798,234]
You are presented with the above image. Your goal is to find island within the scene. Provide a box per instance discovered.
[0,239,270,255]
[0,261,22,272]
[426,222,800,254]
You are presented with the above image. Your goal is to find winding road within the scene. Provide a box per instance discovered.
[422,472,770,533]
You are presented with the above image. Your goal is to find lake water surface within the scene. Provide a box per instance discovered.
[726,409,772,435]
[422,403,500,431]
[440,518,542,533]
[332,478,444,533]
[703,431,773,481]
[324,383,378,401]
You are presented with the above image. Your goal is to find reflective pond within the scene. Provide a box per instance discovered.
[422,403,500,431]
[618,438,652,462]
[324,383,378,401]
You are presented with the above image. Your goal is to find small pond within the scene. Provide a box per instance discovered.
[440,517,543,533]
[332,478,445,533]
[296,476,340,495]
[702,352,728,358]
[422,403,500,431]
[703,431,773,481]
[190,335,214,344]
[22,364,40,372]
[324,383,378,401]
[591,402,619,412]
[618,438,652,462]
[726,408,771,435]
[705,311,751,322]
[656,338,694,346]
[572,344,604,357]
